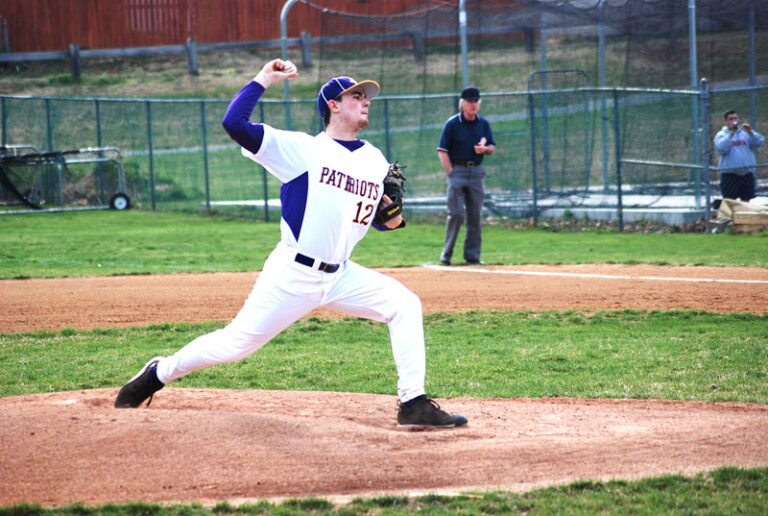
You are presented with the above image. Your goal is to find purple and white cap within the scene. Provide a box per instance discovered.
[317,76,380,118]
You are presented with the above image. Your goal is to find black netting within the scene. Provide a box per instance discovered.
[295,0,766,93]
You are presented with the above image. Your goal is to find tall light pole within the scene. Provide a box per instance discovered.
[280,0,300,130]
[459,0,469,89]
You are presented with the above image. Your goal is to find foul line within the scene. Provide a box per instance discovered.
[422,264,768,285]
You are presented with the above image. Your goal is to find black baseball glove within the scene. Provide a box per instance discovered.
[375,161,407,225]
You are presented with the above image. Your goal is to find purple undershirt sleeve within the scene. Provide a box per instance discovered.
[221,81,266,154]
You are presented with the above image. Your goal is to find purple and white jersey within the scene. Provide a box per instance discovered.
[242,128,390,264]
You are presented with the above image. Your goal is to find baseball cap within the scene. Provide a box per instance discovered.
[317,76,381,118]
[461,86,480,100]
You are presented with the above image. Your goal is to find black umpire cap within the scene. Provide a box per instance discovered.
[461,86,480,100]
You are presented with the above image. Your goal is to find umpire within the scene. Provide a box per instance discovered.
[437,86,495,265]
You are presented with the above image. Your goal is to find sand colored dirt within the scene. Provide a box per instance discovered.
[1,264,767,507]
[2,264,767,333]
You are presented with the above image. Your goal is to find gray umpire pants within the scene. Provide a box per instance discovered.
[441,164,485,263]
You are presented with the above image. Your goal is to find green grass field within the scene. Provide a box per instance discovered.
[1,210,767,514]
[3,310,767,402]
[1,210,766,280]
[4,468,768,515]
[2,17,768,513]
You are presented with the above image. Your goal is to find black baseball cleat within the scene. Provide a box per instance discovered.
[397,395,468,428]
[114,357,165,408]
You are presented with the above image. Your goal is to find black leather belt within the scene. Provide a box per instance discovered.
[295,253,340,273]
[451,160,478,167]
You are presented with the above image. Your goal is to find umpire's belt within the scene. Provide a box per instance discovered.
[451,160,478,167]
[295,253,341,273]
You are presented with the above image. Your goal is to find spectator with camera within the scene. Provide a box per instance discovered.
[714,110,765,202]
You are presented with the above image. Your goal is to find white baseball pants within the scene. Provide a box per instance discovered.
[155,241,427,402]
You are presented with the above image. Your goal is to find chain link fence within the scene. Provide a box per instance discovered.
[2,83,766,227]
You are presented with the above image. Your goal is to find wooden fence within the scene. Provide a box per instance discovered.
[0,0,421,53]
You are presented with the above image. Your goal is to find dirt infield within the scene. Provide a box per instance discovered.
[3,264,768,332]
[2,264,768,507]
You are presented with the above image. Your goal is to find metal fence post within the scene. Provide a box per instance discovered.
[95,99,103,148]
[201,101,210,209]
[582,78,590,190]
[384,98,391,161]
[539,30,551,191]
[1,97,6,146]
[43,98,55,204]
[598,3,610,191]
[700,78,712,233]
[527,89,538,224]
[612,88,623,232]
[57,157,64,208]
[459,0,469,88]
[749,5,756,126]
[45,98,53,151]
[688,0,701,209]
[146,101,156,210]
[95,99,105,202]
[280,0,299,131]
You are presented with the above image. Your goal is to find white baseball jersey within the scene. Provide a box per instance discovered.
[242,127,390,264]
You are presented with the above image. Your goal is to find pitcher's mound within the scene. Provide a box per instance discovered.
[2,388,767,507]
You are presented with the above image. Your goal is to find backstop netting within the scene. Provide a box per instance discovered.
[292,0,767,220]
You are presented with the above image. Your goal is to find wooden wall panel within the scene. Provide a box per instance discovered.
[0,0,460,52]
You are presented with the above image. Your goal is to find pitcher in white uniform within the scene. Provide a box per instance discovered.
[114,58,467,429]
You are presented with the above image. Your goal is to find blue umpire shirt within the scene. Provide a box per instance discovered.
[437,112,495,165]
